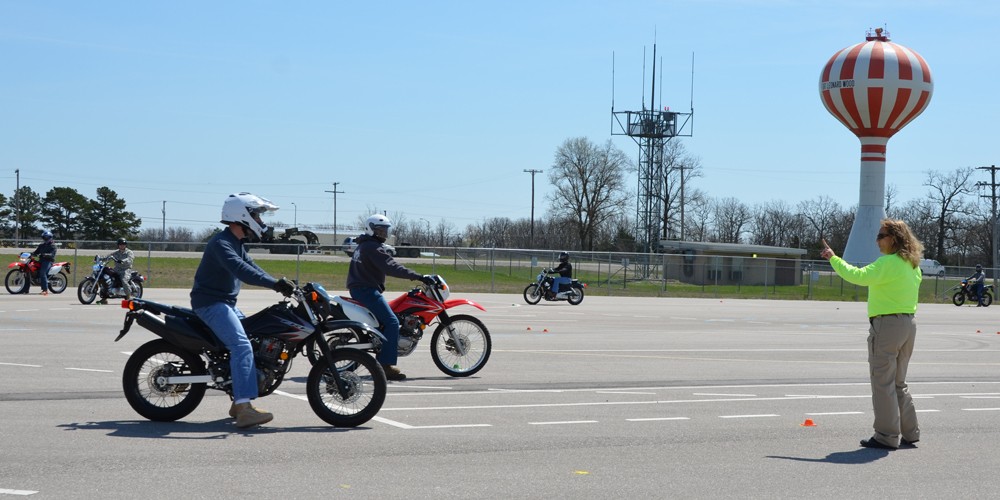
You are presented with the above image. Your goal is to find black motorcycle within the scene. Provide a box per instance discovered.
[523,269,586,305]
[78,255,145,304]
[952,279,994,307]
[115,282,388,427]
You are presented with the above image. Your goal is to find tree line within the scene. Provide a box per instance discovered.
[0,185,141,245]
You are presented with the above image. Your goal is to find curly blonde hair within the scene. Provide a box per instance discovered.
[880,218,923,268]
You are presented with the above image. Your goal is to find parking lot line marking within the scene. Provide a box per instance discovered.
[693,393,756,397]
[597,391,657,395]
[529,420,598,425]
[65,367,114,373]
[961,408,1000,411]
[959,396,1000,399]
[916,409,941,413]
[0,488,38,496]
[627,417,690,422]
[719,414,779,419]
[0,362,42,368]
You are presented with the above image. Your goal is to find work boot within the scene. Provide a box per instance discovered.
[230,402,273,428]
[381,364,406,381]
[96,298,108,305]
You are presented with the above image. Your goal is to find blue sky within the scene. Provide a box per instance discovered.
[2,0,997,235]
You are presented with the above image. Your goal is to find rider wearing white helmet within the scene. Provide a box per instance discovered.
[190,192,296,428]
[346,214,434,380]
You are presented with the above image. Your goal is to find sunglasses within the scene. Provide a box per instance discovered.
[876,232,891,240]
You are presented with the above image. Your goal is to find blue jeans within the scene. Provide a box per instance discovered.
[975,282,985,305]
[551,277,571,293]
[350,287,400,365]
[37,261,53,292]
[194,303,257,401]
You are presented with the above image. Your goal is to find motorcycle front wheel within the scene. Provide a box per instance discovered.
[122,339,208,422]
[952,292,966,306]
[77,278,98,304]
[430,314,491,377]
[307,348,386,427]
[523,284,542,305]
[5,269,28,294]
[567,286,585,305]
[47,272,68,294]
[130,280,144,299]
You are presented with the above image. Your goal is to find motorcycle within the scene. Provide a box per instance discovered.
[305,274,492,377]
[952,279,994,307]
[115,282,388,427]
[523,269,586,305]
[78,255,146,304]
[5,252,71,294]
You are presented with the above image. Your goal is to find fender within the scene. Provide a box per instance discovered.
[443,298,486,312]
[320,319,387,351]
[134,310,222,352]
[7,262,22,269]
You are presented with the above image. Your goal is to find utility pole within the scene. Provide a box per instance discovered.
[161,201,166,250]
[523,169,542,248]
[976,164,1000,292]
[325,182,344,242]
[14,169,20,246]
[291,202,297,227]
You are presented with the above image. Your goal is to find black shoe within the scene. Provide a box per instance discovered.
[381,364,406,381]
[900,438,919,448]
[860,437,896,450]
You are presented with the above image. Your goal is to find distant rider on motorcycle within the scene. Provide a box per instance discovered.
[98,237,135,303]
[190,192,295,428]
[967,264,987,307]
[347,214,435,381]
[547,251,573,296]
[30,230,57,296]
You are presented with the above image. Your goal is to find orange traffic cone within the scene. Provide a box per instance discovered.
[800,418,816,427]
[543,328,549,333]
[526,327,532,331]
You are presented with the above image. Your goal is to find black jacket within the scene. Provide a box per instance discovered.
[346,234,422,291]
[32,241,57,262]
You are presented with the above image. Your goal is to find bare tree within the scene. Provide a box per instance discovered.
[797,196,851,250]
[711,197,752,243]
[748,200,803,247]
[548,137,632,251]
[659,140,703,240]
[924,167,975,261]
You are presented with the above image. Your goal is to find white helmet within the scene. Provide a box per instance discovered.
[365,214,392,239]
[221,192,278,239]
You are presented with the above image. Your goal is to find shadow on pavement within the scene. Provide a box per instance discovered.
[57,419,370,439]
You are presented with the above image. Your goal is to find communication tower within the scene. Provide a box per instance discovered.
[612,44,693,256]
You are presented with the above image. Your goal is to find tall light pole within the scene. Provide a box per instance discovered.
[325,182,344,242]
[161,201,166,249]
[14,169,20,246]
[523,169,542,248]
[291,202,298,227]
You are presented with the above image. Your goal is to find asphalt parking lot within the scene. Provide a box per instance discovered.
[3,288,1000,498]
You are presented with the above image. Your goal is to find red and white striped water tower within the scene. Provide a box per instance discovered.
[819,28,933,263]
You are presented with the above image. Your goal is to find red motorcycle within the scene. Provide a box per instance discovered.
[5,252,72,294]
[305,275,492,377]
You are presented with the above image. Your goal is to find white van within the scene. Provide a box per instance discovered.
[919,259,946,277]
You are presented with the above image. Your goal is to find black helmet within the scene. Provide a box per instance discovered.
[558,251,569,262]
[976,264,983,271]
[117,238,127,246]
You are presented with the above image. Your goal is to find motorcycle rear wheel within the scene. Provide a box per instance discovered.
[430,314,491,377]
[5,269,28,294]
[567,286,585,305]
[953,292,966,306]
[983,293,994,307]
[47,272,68,294]
[77,278,98,304]
[523,284,542,305]
[307,348,386,427]
[122,339,207,422]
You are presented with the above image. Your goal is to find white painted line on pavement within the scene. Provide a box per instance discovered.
[959,396,1000,399]
[529,420,598,425]
[627,417,690,422]
[719,414,779,419]
[805,411,864,416]
[0,362,42,368]
[391,385,454,390]
[961,408,1000,411]
[0,488,38,496]
[693,393,756,397]
[916,409,941,413]
[597,391,657,395]
[66,367,114,373]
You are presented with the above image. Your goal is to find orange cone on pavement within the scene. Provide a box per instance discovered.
[800,418,816,427]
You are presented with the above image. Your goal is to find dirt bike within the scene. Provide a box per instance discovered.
[115,282,388,427]
[78,255,145,304]
[305,274,492,377]
[951,279,994,307]
[523,270,586,305]
[5,252,71,294]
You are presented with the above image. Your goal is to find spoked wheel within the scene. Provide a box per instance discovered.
[567,286,585,305]
[983,293,994,307]
[47,272,68,294]
[130,281,144,299]
[523,284,542,305]
[953,292,966,306]
[5,269,28,294]
[122,339,207,422]
[430,314,491,377]
[77,278,98,304]
[306,348,386,427]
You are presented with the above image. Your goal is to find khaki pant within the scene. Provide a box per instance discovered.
[868,314,920,447]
